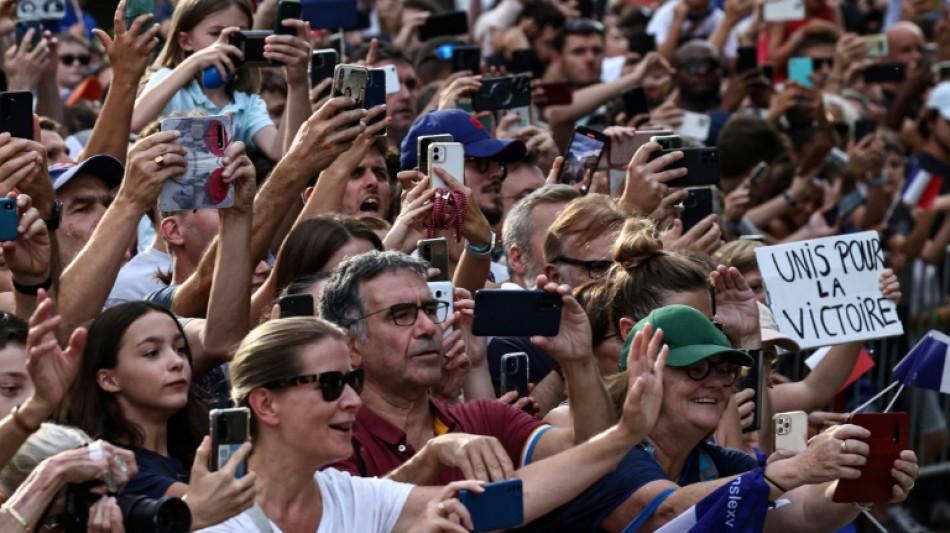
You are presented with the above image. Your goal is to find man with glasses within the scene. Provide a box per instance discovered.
[320,250,617,485]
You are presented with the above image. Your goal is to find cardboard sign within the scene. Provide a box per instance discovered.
[755,231,903,349]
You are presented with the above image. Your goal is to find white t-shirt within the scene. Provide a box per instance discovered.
[105,246,172,308]
[197,468,413,533]
[646,0,740,58]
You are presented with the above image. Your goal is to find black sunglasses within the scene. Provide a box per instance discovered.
[682,58,720,75]
[60,54,92,66]
[263,369,364,401]
[682,359,740,386]
[554,256,613,279]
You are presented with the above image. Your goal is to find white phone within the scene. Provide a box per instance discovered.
[428,142,465,189]
[763,0,805,21]
[674,111,711,141]
[428,281,454,337]
[381,64,400,94]
[773,411,808,454]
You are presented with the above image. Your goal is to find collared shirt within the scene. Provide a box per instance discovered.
[329,398,549,484]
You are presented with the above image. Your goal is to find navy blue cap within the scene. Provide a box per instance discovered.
[399,110,526,170]
[49,154,124,191]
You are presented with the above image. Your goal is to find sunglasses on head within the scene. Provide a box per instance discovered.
[263,368,364,401]
[60,54,91,66]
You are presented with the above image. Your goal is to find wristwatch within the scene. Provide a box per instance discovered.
[44,201,63,231]
[466,231,497,258]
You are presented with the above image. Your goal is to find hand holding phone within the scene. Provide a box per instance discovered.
[159,115,234,211]
[460,479,524,532]
[832,413,909,503]
[501,352,530,397]
[209,408,250,477]
[773,411,808,453]
[559,127,608,185]
[0,198,18,242]
[274,0,302,35]
[472,290,562,337]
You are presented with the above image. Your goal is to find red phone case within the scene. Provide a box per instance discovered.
[832,412,909,503]
[538,82,573,106]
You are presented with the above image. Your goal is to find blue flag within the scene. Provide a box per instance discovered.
[893,330,950,394]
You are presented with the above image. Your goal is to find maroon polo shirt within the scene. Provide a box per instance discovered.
[329,397,550,484]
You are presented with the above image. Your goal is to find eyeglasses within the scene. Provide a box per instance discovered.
[682,359,740,386]
[564,18,605,34]
[263,369,364,401]
[811,57,834,70]
[465,157,508,180]
[553,256,613,279]
[346,300,450,327]
[682,58,719,75]
[59,54,91,66]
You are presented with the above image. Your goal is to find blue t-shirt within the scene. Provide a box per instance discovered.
[143,68,274,150]
[124,448,189,499]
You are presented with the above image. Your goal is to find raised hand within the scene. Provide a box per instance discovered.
[617,323,667,441]
[285,96,369,173]
[185,437,257,529]
[94,0,160,87]
[1,193,51,286]
[407,480,483,533]
[24,289,86,416]
[181,26,244,82]
[267,18,312,85]
[3,28,50,91]
[709,265,760,349]
[619,141,688,217]
[115,130,188,212]
[385,173,437,253]
[528,275,593,365]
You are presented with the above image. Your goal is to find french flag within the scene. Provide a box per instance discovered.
[901,167,943,209]
[893,331,950,394]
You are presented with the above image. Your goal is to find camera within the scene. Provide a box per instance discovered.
[472,75,532,112]
[64,482,191,533]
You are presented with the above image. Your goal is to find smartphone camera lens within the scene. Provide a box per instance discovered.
[505,358,519,372]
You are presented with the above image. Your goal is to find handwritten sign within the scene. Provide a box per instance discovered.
[755,231,903,350]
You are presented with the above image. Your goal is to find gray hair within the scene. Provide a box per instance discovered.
[0,423,92,496]
[319,250,428,341]
[502,185,580,278]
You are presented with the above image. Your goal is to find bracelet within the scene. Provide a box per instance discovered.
[465,231,496,258]
[866,173,887,186]
[12,276,53,296]
[10,404,39,434]
[781,189,797,206]
[1,504,31,532]
[763,472,789,493]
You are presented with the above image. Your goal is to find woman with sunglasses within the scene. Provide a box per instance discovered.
[202,314,669,532]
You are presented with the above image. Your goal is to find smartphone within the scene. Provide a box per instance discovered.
[229,30,269,67]
[0,198,17,242]
[761,64,775,82]
[459,478,524,532]
[936,60,950,81]
[622,87,649,117]
[647,147,720,188]
[773,411,808,453]
[559,127,609,185]
[509,48,540,75]
[743,160,770,188]
[472,75,532,112]
[209,408,250,477]
[16,0,66,20]
[274,0,302,35]
[429,141,465,188]
[853,117,876,144]
[739,234,766,242]
[650,134,682,150]
[504,106,531,129]
[418,11,468,41]
[924,42,937,64]
[788,57,814,88]
[833,412,909,503]
[500,352,530,397]
[381,64,399,94]
[277,294,314,317]
[737,46,758,74]
[332,64,369,129]
[418,134,453,175]
[14,20,43,51]
[864,62,906,83]
[680,188,714,233]
[628,32,656,56]
[675,111,712,141]
[452,45,481,73]
[763,0,805,21]
[820,146,850,181]
[609,128,673,168]
[418,237,449,282]
[537,82,573,106]
[125,0,155,33]
[0,91,34,139]
[736,348,764,433]
[302,0,357,29]
[471,290,562,337]
[823,188,866,226]
[310,48,339,90]
[159,114,234,211]
[365,69,387,135]
[428,280,454,337]
[862,34,888,58]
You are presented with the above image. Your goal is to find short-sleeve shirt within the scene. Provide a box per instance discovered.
[329,398,549,484]
[196,468,413,533]
[143,68,274,150]
[646,0,740,58]
[487,336,555,396]
[123,447,189,499]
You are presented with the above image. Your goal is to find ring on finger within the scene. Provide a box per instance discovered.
[841,439,848,454]
[437,502,447,516]
[154,154,165,166]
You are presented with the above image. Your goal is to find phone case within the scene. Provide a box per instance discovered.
[209,408,250,477]
[418,11,469,42]
[159,115,235,211]
[559,127,608,185]
[452,45,481,73]
[675,111,711,141]
[381,64,399,94]
[788,57,814,88]
[15,20,43,50]
[650,134,682,149]
[509,49,541,76]
[365,69,387,136]
[311,49,339,87]
[538,82,573,106]
[0,198,17,242]
[418,134,453,175]
[0,91,35,140]
[428,281,454,336]
[648,147,720,188]
[854,118,877,144]
[735,348,764,433]
[609,129,673,168]
[773,411,808,453]
[278,294,314,317]
[229,30,269,67]
[471,290,562,337]
[501,352,530,397]
[864,62,906,83]
[763,0,805,21]
[17,0,66,20]
[274,0,302,35]
[833,413,909,503]
[459,478,524,532]
[862,34,888,58]
[681,188,714,233]
[622,87,649,118]
[825,188,866,226]
[418,237,449,281]
[629,33,656,55]
[737,46,758,74]
[472,75,532,112]
[125,0,154,33]
[429,142,465,188]
[333,64,369,130]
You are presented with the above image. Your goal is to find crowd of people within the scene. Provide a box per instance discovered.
[2,0,949,529]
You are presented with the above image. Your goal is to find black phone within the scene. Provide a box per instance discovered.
[650,134,681,150]
[736,349,764,433]
[761,64,775,82]
[15,20,43,51]
[559,126,609,185]
[311,48,339,88]
[471,75,532,112]
[472,290,562,337]
[277,294,314,317]
[274,0,302,35]
[680,188,713,232]
[365,69,387,135]
[229,30,269,67]
[418,133,453,174]
[863,62,906,83]
[452,45,481,73]
[622,87,649,117]
[853,117,876,144]
[628,32,656,56]
[648,147,720,188]
[509,49,541,76]
[418,237,450,281]
[500,352,530,397]
[737,46,758,74]
[0,91,34,140]
[418,11,469,41]
[209,408,250,477]
[823,188,866,226]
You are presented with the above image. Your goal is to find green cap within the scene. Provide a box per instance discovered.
[619,305,754,371]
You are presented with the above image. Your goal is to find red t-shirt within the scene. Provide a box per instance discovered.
[329,398,549,484]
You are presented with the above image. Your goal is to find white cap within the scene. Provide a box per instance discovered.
[759,302,801,354]
[926,82,950,120]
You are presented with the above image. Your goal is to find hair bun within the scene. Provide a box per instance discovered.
[613,217,662,268]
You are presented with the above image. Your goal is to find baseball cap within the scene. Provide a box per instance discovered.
[758,302,800,353]
[619,305,753,371]
[400,109,526,170]
[926,82,950,120]
[49,154,124,191]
